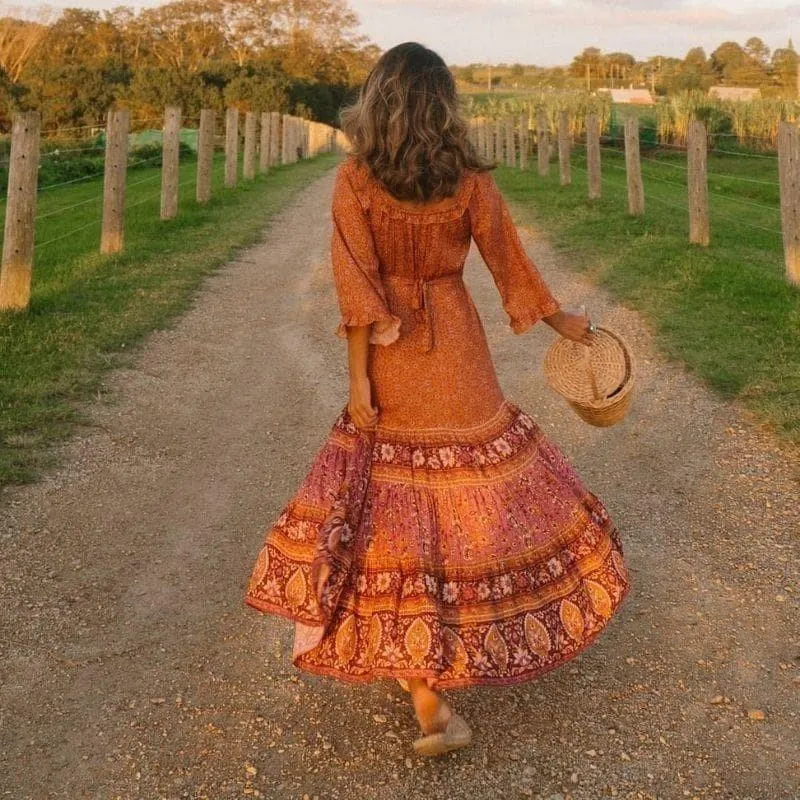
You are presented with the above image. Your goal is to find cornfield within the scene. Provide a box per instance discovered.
[462,91,612,138]
[465,89,800,152]
[656,92,800,150]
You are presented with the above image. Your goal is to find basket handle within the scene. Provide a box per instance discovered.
[581,305,601,401]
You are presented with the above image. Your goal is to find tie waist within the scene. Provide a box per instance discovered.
[383,273,463,352]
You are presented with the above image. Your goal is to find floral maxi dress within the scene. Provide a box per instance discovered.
[244,155,631,689]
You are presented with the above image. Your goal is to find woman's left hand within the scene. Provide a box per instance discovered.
[544,309,595,345]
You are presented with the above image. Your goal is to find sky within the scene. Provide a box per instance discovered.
[17,0,800,67]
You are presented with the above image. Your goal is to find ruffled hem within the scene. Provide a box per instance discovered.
[335,314,402,346]
[510,297,562,335]
[245,402,631,689]
[246,574,631,690]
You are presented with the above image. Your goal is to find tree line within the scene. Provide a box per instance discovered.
[0,0,380,133]
[2,6,797,138]
[456,38,799,96]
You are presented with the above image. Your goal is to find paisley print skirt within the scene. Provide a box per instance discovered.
[244,400,631,689]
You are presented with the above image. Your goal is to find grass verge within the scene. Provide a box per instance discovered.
[1,152,339,487]
[493,152,799,446]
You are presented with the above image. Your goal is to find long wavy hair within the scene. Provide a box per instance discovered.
[339,42,492,202]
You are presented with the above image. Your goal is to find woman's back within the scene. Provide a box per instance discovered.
[336,155,477,282]
[331,153,561,430]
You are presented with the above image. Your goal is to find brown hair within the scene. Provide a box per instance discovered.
[339,42,493,202]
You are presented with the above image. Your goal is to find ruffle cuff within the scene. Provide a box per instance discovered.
[509,297,562,335]
[335,313,402,346]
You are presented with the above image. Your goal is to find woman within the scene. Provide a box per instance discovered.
[245,42,630,757]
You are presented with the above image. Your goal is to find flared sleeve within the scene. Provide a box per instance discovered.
[468,170,561,334]
[331,161,401,346]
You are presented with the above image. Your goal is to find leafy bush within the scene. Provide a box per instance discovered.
[0,141,195,198]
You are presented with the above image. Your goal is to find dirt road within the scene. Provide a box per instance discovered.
[1,165,798,800]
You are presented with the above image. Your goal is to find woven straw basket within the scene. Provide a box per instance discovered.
[543,326,635,427]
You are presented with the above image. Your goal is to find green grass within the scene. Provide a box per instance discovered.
[494,149,800,445]
[0,151,339,486]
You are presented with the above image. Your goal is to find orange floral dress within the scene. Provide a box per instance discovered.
[244,155,631,689]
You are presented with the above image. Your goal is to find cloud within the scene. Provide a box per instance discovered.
[352,0,798,64]
[359,0,797,29]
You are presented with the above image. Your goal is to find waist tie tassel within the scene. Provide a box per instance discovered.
[386,273,462,353]
[410,278,435,352]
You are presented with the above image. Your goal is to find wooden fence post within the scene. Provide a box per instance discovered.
[0,111,40,311]
[586,113,601,200]
[320,122,327,154]
[243,111,257,180]
[503,117,513,167]
[225,108,239,188]
[281,114,291,164]
[259,112,271,173]
[100,108,130,254]
[624,116,645,216]
[196,109,214,204]
[160,105,181,220]
[308,121,317,158]
[519,113,528,170]
[558,111,571,186]
[316,121,325,155]
[778,121,800,286]
[269,112,281,166]
[537,109,549,176]
[495,117,503,165]
[687,119,709,246]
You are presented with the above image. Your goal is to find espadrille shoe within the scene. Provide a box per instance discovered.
[412,711,472,757]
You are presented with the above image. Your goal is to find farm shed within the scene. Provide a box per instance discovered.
[597,88,655,105]
[708,86,760,101]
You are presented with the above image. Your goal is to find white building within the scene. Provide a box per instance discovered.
[597,88,655,105]
[708,86,760,101]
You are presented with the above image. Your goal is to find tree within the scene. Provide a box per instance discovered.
[0,16,48,81]
[710,41,746,80]
[0,65,13,128]
[771,47,799,93]
[570,47,602,78]
[22,62,126,127]
[604,52,635,85]
[674,47,713,91]
[136,1,228,72]
[684,47,708,70]
[710,40,767,85]
[0,0,380,130]
[745,36,770,66]
[219,0,280,66]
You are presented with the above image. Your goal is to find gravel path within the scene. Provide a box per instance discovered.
[1,166,798,800]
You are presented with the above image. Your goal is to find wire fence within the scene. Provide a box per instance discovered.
[0,108,349,311]
[468,114,798,284]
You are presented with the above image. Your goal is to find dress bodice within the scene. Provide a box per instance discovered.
[331,155,561,349]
